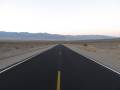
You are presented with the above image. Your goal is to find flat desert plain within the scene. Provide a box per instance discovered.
[1,39,120,74]
[0,40,55,70]
[65,39,120,73]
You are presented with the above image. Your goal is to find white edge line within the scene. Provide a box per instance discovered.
[0,45,55,74]
[0,54,36,74]
[81,54,120,75]
[66,46,120,75]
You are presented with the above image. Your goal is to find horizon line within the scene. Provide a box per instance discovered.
[0,31,119,37]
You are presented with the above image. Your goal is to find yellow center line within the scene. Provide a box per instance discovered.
[57,71,61,90]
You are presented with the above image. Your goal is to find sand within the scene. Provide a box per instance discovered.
[0,41,55,70]
[64,41,120,73]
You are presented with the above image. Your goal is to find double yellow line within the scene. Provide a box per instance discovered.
[57,71,61,90]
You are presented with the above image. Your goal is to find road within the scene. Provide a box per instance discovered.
[0,45,120,90]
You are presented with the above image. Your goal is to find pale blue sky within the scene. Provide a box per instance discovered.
[0,0,120,36]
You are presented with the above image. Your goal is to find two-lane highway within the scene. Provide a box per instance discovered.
[0,45,120,90]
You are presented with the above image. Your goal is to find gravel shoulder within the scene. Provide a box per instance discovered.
[0,45,55,70]
[64,44,120,73]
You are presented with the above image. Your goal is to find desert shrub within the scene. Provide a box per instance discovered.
[83,43,88,47]
[15,47,20,49]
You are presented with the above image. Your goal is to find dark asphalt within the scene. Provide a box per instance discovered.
[0,45,120,90]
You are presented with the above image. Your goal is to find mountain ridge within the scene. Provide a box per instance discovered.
[0,31,116,41]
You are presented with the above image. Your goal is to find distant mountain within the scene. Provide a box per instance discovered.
[0,31,116,41]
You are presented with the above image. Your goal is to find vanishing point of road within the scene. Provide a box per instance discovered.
[0,45,120,90]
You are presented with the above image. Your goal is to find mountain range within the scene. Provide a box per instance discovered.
[0,31,116,41]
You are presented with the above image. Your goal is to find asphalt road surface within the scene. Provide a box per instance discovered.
[0,45,120,90]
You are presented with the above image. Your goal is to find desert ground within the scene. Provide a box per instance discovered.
[64,38,120,73]
[0,40,56,59]
[0,39,120,73]
[0,40,56,70]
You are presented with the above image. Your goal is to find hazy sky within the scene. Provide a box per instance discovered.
[0,0,120,36]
